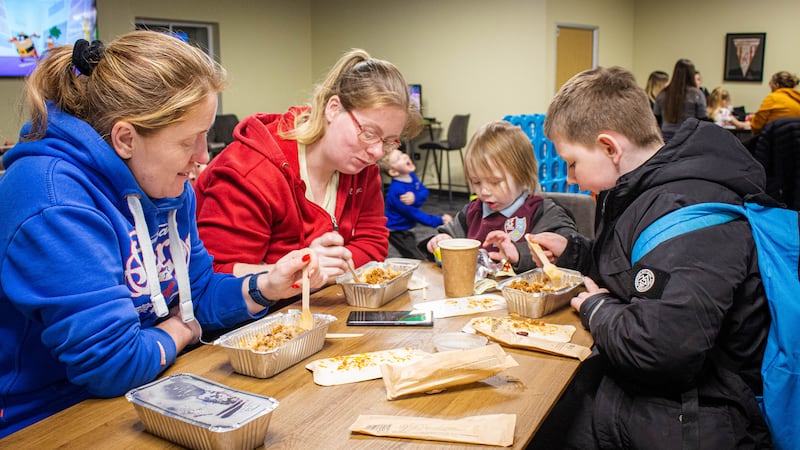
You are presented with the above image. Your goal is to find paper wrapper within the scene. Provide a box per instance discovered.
[414,294,506,318]
[470,319,591,361]
[306,347,430,386]
[380,343,518,400]
[463,316,576,343]
[349,413,516,447]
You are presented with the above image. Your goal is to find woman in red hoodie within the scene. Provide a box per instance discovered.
[195,49,421,284]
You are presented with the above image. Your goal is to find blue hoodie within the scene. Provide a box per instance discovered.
[0,105,262,436]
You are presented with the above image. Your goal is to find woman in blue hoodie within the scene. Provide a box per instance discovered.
[0,31,322,437]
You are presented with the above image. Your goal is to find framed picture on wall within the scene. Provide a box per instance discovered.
[724,33,766,82]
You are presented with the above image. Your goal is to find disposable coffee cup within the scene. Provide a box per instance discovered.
[438,238,480,297]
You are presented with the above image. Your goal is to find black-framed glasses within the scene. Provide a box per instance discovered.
[347,110,401,154]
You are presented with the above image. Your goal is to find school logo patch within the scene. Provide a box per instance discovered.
[634,269,655,292]
[504,216,527,242]
[630,264,669,299]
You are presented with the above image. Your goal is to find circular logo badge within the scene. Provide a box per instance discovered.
[635,269,656,292]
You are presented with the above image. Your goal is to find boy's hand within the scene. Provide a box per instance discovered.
[441,213,453,224]
[399,191,415,205]
[525,232,568,262]
[426,233,452,253]
[483,230,520,263]
[570,276,609,312]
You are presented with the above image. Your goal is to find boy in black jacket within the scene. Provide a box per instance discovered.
[528,67,772,449]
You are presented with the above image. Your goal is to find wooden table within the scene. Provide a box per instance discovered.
[2,262,592,449]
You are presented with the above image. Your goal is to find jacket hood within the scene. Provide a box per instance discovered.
[612,119,766,206]
[776,87,800,104]
[233,106,307,169]
[3,103,187,213]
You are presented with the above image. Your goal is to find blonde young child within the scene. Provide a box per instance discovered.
[707,87,749,129]
[424,120,577,273]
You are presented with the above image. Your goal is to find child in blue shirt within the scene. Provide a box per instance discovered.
[380,149,452,259]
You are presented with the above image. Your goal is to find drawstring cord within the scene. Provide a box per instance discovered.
[126,195,196,323]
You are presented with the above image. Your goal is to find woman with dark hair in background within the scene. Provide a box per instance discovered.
[653,59,707,141]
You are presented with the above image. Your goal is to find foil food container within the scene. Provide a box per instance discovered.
[126,373,279,450]
[498,268,585,318]
[336,258,420,308]
[215,310,337,379]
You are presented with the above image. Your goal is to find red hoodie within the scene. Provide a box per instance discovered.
[194,107,388,274]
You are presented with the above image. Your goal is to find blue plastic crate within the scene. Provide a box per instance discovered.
[502,114,589,195]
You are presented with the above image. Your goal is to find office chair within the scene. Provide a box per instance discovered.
[207,114,239,159]
[418,114,470,204]
[540,191,596,239]
[750,117,800,210]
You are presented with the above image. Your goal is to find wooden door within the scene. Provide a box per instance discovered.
[555,26,596,92]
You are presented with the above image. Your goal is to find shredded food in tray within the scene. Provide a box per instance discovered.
[507,278,560,293]
[361,267,401,284]
[239,324,306,351]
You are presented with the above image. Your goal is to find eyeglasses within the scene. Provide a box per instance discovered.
[347,110,401,154]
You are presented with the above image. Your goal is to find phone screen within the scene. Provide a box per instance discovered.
[346,310,433,326]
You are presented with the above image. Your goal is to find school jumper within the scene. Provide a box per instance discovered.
[430,195,576,273]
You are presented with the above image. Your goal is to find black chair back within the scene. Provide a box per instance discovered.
[446,114,470,149]
[751,117,800,210]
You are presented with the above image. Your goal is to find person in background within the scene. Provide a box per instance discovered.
[695,69,710,100]
[194,49,422,284]
[379,149,452,259]
[423,120,577,274]
[707,87,750,129]
[530,66,770,448]
[645,70,669,110]
[750,70,800,135]
[653,59,708,141]
[0,31,321,438]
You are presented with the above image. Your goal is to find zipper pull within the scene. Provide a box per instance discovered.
[331,215,339,231]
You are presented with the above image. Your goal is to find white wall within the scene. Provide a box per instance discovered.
[2,0,798,160]
[633,0,800,113]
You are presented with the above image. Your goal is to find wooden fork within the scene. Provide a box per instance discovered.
[299,266,314,330]
[526,236,564,285]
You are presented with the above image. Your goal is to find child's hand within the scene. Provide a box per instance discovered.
[570,276,609,312]
[441,213,453,224]
[483,230,520,263]
[525,232,568,262]
[399,191,415,205]
[426,233,452,253]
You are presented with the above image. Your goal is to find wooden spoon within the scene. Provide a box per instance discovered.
[347,259,362,283]
[299,266,314,330]
[525,236,564,285]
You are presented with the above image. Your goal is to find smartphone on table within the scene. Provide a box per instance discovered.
[346,310,433,327]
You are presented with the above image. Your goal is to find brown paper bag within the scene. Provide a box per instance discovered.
[349,413,516,446]
[380,343,518,400]
[474,324,592,361]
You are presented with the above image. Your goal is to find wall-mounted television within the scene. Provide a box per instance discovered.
[0,0,98,77]
[409,84,422,114]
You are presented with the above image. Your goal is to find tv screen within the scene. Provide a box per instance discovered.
[1,0,98,77]
[409,84,422,114]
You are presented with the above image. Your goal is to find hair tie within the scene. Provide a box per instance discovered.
[72,39,105,76]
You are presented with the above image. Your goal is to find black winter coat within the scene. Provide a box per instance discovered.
[560,119,772,449]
